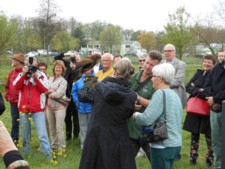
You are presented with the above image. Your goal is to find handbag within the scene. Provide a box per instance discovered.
[52,81,71,107]
[186,96,210,116]
[53,94,71,106]
[140,90,168,143]
[0,92,6,115]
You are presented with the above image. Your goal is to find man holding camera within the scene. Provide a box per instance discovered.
[13,56,52,159]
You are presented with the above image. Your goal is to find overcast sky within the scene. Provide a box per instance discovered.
[0,0,218,31]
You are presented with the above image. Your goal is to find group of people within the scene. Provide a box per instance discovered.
[1,44,225,169]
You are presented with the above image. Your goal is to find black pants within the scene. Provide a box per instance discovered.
[65,99,79,139]
[190,133,213,165]
[130,138,151,162]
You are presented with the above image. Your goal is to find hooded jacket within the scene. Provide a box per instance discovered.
[13,70,48,113]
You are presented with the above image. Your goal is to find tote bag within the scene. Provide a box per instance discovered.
[186,97,210,116]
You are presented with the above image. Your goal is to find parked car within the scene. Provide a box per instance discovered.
[49,51,59,57]
[37,49,47,56]
[25,51,40,57]
[6,50,13,54]
[64,50,77,56]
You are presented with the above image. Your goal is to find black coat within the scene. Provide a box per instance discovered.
[79,77,137,169]
[183,70,211,135]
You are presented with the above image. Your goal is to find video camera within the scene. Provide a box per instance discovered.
[26,57,38,78]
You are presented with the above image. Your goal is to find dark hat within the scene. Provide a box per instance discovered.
[10,53,25,63]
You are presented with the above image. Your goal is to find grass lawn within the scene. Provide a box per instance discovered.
[0,55,210,169]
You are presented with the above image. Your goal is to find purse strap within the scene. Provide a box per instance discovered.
[161,90,167,123]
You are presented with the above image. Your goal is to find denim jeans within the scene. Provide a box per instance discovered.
[20,112,52,159]
[78,112,91,149]
[10,103,20,141]
[210,110,222,169]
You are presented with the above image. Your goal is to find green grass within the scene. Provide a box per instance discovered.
[0,56,209,169]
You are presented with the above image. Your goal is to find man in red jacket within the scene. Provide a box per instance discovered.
[13,56,52,159]
[5,53,25,144]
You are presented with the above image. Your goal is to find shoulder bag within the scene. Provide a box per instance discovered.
[52,80,71,107]
[140,90,168,143]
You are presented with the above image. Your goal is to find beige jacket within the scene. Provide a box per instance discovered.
[47,76,67,110]
[162,58,187,108]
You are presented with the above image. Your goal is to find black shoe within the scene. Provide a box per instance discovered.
[190,158,197,165]
[175,153,181,161]
[73,135,79,140]
[66,136,72,141]
[206,158,213,168]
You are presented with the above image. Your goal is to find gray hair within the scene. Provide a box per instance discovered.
[152,63,175,84]
[164,44,176,53]
[138,53,148,60]
[114,58,135,79]
[101,53,114,61]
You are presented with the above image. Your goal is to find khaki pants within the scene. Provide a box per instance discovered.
[47,108,66,149]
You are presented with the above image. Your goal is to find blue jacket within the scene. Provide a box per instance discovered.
[71,71,95,113]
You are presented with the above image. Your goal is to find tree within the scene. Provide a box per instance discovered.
[100,25,122,53]
[162,7,194,60]
[86,21,107,41]
[215,0,225,22]
[138,32,156,52]
[36,0,60,51]
[122,29,134,41]
[130,30,142,41]
[192,25,225,54]
[155,31,166,52]
[51,32,80,52]
[0,12,18,55]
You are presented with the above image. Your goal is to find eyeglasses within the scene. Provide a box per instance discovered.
[139,59,145,62]
[102,60,111,62]
[164,50,174,53]
[152,75,159,78]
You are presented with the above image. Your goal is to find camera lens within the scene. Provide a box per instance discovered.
[30,66,38,73]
